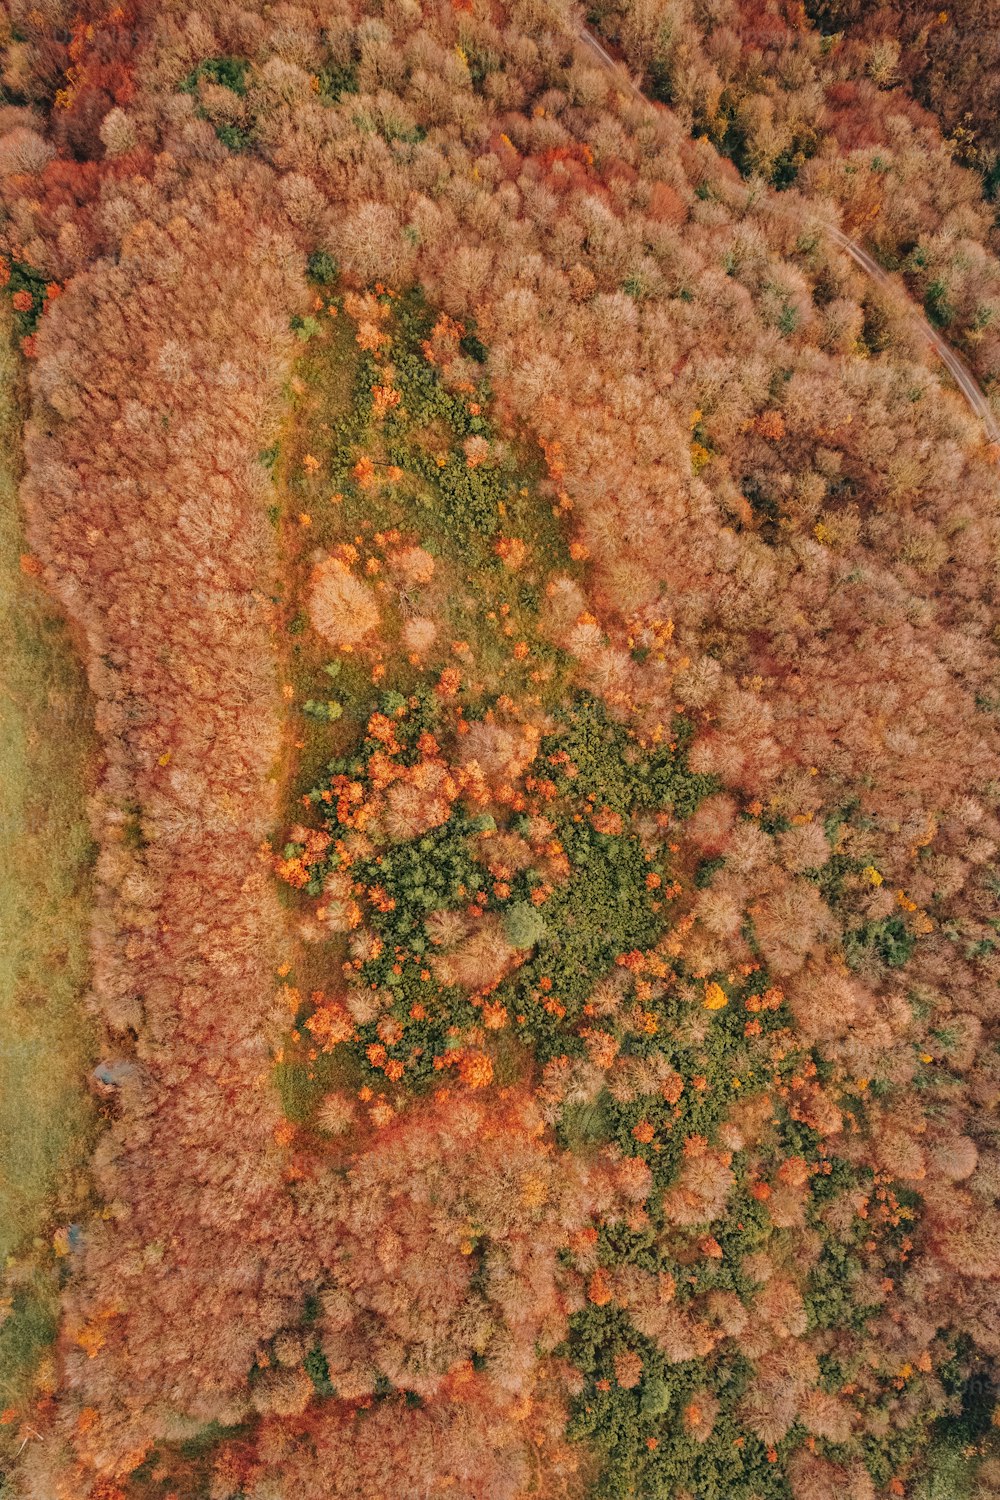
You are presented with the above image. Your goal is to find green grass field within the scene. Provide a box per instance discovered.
[0,308,97,1428]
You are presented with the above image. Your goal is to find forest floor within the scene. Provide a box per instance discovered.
[0,306,97,1441]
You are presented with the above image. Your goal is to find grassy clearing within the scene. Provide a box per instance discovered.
[915,1446,976,1500]
[272,304,363,819]
[0,308,97,1431]
[267,287,584,1104]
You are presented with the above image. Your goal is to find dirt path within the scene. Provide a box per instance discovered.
[578,26,1000,446]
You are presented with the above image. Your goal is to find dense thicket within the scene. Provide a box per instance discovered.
[587,0,1000,385]
[2,0,1000,1495]
[807,0,1000,165]
[1,106,312,1486]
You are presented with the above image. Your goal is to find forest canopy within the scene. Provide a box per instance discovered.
[1,0,1000,1497]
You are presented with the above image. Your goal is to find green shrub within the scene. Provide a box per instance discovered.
[503,900,547,949]
[179,56,250,96]
[843,915,916,970]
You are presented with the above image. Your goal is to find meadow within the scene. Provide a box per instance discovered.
[0,306,95,1444]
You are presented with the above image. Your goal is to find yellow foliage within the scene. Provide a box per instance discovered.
[690,441,711,475]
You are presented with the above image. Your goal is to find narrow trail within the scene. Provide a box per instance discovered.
[577,26,1000,446]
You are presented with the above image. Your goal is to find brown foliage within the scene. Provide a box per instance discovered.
[7,154,310,1474]
[4,0,1000,1490]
